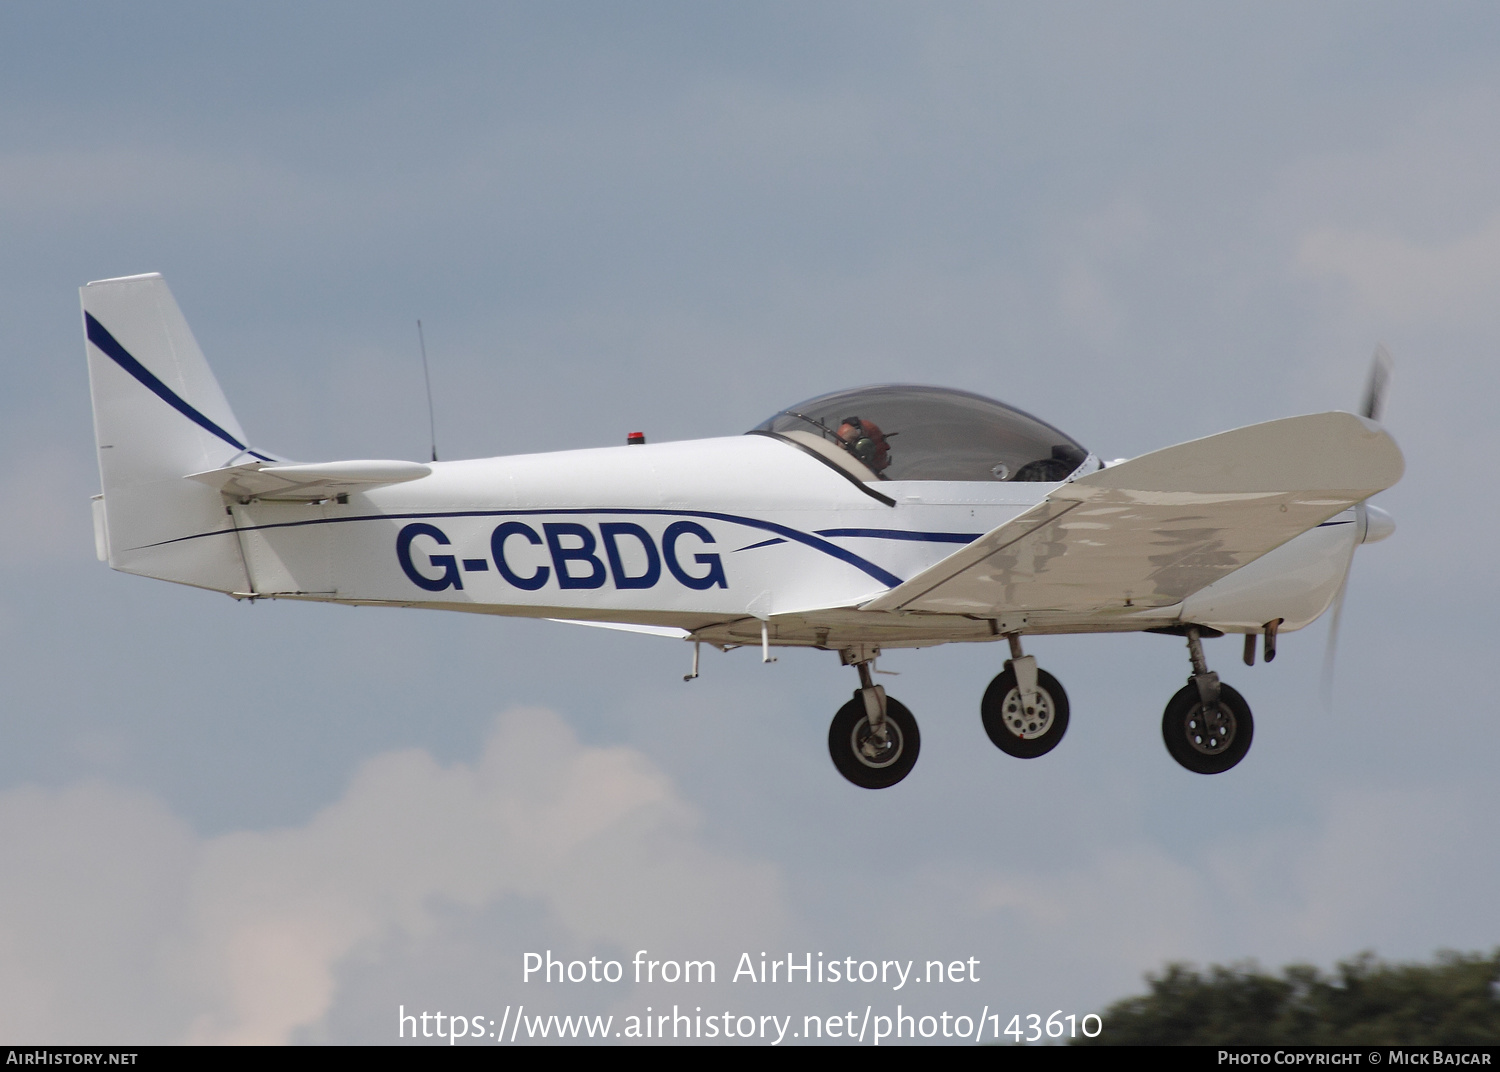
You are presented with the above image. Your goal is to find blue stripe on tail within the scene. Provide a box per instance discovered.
[85,312,271,461]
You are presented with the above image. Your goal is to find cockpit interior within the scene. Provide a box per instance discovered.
[750,384,1090,485]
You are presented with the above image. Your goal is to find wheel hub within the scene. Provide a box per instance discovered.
[851,718,903,768]
[1000,687,1055,739]
[1186,702,1236,755]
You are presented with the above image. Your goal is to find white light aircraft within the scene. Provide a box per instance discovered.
[83,273,1403,788]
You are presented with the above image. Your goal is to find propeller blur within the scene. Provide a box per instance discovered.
[1323,346,1399,705]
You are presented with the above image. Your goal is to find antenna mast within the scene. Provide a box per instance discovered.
[417,319,438,462]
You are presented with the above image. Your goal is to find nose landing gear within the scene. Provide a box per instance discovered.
[981,634,1070,758]
[828,648,920,789]
[1162,627,1254,774]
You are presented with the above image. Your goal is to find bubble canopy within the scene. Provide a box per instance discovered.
[750,384,1089,483]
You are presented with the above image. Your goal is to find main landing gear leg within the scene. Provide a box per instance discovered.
[827,647,920,789]
[1187,626,1221,710]
[855,658,886,730]
[1162,626,1254,774]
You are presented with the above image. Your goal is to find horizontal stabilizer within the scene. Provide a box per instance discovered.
[863,411,1403,617]
[187,459,432,501]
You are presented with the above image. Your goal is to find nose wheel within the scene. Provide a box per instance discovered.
[981,636,1070,758]
[828,649,920,789]
[1162,627,1254,774]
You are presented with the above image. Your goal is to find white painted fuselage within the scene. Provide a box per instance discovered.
[215,434,1361,652]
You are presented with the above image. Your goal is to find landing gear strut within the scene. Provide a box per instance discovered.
[981,634,1070,758]
[827,648,920,789]
[1162,627,1254,774]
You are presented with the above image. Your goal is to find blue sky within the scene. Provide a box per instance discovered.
[2,1,1498,1044]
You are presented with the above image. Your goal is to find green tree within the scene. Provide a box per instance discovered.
[1074,950,1500,1045]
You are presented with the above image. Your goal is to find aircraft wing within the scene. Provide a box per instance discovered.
[186,459,431,501]
[861,412,1404,617]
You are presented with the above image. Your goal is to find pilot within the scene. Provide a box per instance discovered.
[836,416,893,474]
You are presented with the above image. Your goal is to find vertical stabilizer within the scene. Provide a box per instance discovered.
[82,273,253,593]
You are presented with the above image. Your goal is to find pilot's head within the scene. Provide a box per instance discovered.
[836,416,891,473]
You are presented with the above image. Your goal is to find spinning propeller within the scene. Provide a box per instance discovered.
[1321,346,1397,705]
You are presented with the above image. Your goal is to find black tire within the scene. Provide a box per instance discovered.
[981,664,1070,758]
[828,692,920,789]
[1161,681,1254,774]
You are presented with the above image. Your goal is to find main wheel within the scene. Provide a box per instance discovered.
[981,665,1070,758]
[828,693,920,789]
[1161,681,1254,774]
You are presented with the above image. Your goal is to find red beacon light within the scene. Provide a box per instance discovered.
[627,432,646,445]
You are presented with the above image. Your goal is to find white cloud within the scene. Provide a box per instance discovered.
[0,781,196,1042]
[1,702,1494,1044]
[0,708,785,1044]
[1297,212,1500,329]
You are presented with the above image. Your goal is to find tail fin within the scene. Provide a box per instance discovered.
[83,273,255,593]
